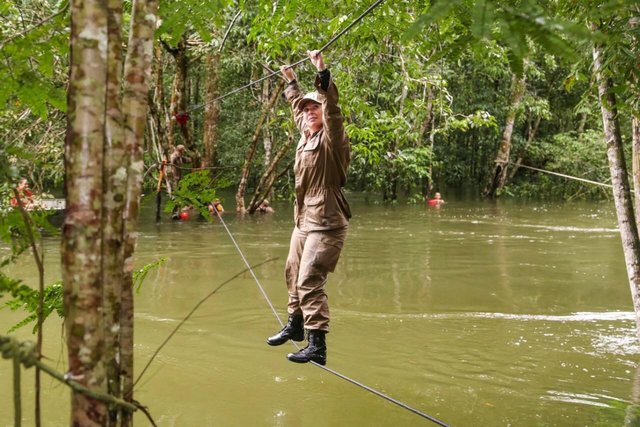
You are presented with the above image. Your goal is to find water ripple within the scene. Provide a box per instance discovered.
[339,310,635,322]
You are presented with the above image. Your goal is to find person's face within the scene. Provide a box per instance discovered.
[18,179,28,190]
[303,102,323,132]
[435,193,441,199]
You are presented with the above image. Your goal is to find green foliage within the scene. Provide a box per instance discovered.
[134,258,167,293]
[157,0,230,46]
[507,130,610,199]
[0,0,69,118]
[406,0,585,76]
[164,170,219,218]
[0,255,167,333]
[1,279,64,333]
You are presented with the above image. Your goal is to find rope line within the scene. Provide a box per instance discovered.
[213,210,449,426]
[0,335,158,426]
[133,258,279,388]
[214,211,284,327]
[188,0,386,112]
[511,162,612,188]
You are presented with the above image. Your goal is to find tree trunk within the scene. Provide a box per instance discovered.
[248,131,294,213]
[120,0,158,424]
[421,84,435,195]
[153,44,170,154]
[593,37,640,341]
[202,50,220,169]
[262,75,273,167]
[166,35,193,153]
[483,73,526,198]
[103,0,125,423]
[63,0,108,422]
[633,116,640,230]
[235,80,284,213]
[508,114,541,181]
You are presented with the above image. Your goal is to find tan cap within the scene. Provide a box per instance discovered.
[299,91,322,110]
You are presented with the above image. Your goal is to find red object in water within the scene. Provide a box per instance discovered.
[175,112,189,126]
[179,211,189,220]
[428,199,438,206]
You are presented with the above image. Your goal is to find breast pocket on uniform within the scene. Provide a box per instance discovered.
[303,138,319,151]
[301,138,320,167]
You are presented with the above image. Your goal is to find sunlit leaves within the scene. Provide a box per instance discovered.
[0,0,69,118]
[157,0,230,46]
[406,0,583,76]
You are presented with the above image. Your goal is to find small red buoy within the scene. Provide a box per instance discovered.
[179,211,189,220]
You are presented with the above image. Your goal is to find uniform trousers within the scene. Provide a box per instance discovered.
[285,225,348,331]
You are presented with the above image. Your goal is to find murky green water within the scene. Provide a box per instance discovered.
[2,195,639,426]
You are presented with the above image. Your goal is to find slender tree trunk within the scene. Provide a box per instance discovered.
[103,0,125,423]
[262,75,273,167]
[420,84,435,195]
[63,0,108,422]
[483,73,526,198]
[166,36,194,156]
[203,50,220,169]
[593,36,640,341]
[577,111,588,135]
[120,0,158,424]
[508,114,541,181]
[385,79,409,201]
[633,116,640,229]
[153,44,170,154]
[248,132,294,213]
[235,80,284,213]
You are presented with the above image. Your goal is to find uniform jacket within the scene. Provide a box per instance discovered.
[284,71,352,231]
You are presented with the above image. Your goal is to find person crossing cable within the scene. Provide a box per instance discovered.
[266,50,351,366]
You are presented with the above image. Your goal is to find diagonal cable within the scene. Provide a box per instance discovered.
[213,211,449,426]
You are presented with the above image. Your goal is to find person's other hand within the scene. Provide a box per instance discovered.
[280,65,296,83]
[307,50,326,72]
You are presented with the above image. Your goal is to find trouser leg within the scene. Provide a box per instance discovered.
[296,227,348,332]
[285,227,306,316]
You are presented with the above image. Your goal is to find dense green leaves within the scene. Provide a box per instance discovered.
[164,170,219,218]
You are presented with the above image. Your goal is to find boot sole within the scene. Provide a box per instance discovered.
[286,354,326,366]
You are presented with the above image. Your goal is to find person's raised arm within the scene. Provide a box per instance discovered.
[281,65,306,133]
[308,50,345,148]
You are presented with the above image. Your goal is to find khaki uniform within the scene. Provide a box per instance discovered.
[283,72,351,332]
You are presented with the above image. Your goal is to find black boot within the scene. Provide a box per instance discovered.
[287,329,326,366]
[267,314,304,346]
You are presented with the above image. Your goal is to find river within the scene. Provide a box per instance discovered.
[1,194,639,426]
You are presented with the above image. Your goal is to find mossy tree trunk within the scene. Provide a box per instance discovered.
[120,0,158,424]
[63,0,109,422]
[103,0,126,423]
[64,0,156,424]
